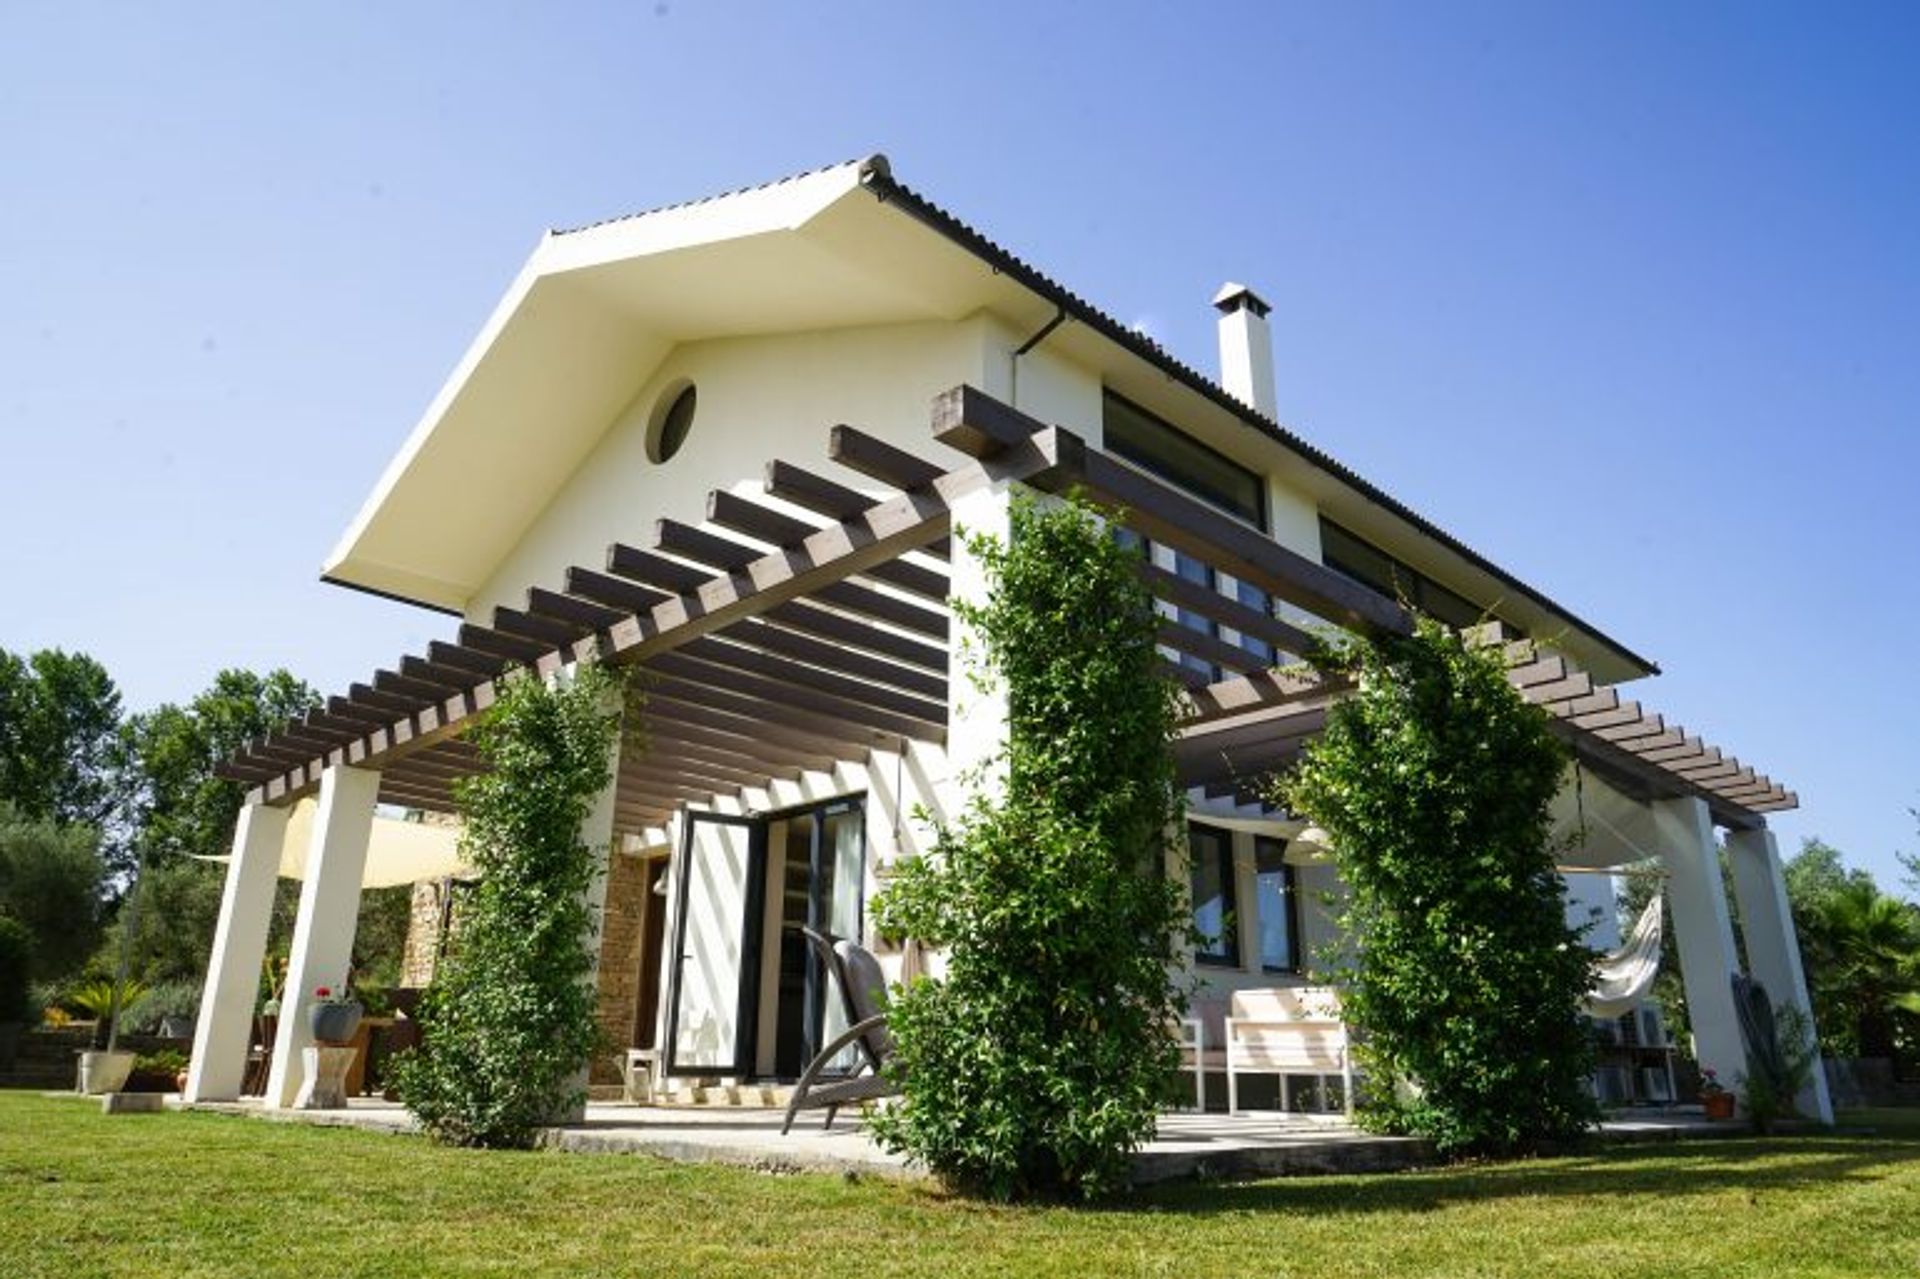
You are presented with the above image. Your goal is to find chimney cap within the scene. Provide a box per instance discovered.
[1212,282,1272,318]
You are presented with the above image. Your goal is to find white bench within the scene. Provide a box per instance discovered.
[1224,987,1353,1116]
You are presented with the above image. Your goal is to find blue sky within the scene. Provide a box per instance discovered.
[2,3,1914,887]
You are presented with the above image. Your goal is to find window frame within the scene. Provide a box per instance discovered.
[1252,836,1302,974]
[1186,822,1240,969]
[1102,391,1268,532]
[1318,516,1522,637]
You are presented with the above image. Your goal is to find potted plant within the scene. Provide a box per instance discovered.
[1699,1068,1736,1120]
[125,1048,189,1093]
[69,977,147,1094]
[308,984,363,1046]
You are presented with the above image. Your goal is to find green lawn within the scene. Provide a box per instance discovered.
[2,1095,1917,1279]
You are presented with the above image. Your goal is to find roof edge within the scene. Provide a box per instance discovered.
[859,163,1660,680]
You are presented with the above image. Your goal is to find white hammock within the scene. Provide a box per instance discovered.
[1586,891,1664,1019]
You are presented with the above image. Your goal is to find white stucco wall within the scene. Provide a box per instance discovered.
[469,316,1000,619]
[466,309,1325,620]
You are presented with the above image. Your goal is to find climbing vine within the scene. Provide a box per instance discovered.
[871,493,1190,1200]
[391,661,625,1148]
[1276,618,1599,1154]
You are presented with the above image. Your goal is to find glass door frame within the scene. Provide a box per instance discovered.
[662,809,769,1079]
[793,794,866,1070]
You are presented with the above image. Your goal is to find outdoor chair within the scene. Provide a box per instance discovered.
[1176,997,1228,1111]
[1224,986,1353,1117]
[241,1012,277,1097]
[780,926,900,1135]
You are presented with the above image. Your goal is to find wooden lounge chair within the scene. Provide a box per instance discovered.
[781,927,900,1135]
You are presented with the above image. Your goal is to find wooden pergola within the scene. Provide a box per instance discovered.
[217,385,1794,835]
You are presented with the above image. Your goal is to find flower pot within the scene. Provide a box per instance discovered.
[1702,1092,1736,1121]
[77,1049,135,1095]
[308,1001,363,1046]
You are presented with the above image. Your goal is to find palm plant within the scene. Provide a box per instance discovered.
[1804,882,1920,1062]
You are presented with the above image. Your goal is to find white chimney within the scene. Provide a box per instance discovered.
[1212,282,1277,420]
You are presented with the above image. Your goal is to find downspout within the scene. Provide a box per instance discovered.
[1009,306,1068,411]
[859,154,1070,412]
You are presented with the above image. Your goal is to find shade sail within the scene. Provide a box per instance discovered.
[193,801,469,888]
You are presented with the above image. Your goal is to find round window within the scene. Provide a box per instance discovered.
[646,382,697,463]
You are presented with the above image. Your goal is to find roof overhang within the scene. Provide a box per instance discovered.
[323,158,1035,613]
[324,154,1656,680]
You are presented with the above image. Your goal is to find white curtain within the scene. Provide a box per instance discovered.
[1586,892,1664,1019]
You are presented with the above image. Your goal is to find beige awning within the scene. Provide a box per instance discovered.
[194,801,468,888]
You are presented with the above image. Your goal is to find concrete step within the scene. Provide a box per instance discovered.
[653,1083,796,1109]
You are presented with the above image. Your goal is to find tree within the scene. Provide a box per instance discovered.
[1277,617,1599,1155]
[390,664,622,1148]
[1797,876,1920,1064]
[1785,838,1877,919]
[119,668,319,875]
[0,802,105,983]
[0,648,125,833]
[870,495,1189,1200]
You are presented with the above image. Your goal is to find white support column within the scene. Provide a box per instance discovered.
[1727,826,1835,1123]
[1653,796,1748,1101]
[184,801,290,1102]
[265,764,381,1109]
[945,480,1018,789]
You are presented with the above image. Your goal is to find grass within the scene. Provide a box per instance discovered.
[2,1095,1918,1279]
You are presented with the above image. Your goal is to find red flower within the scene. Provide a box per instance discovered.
[315,986,331,998]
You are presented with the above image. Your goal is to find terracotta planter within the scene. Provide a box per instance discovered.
[1702,1092,1736,1121]
[308,1001,363,1046]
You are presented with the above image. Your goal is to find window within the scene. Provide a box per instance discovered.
[1172,548,1217,680]
[1319,517,1517,635]
[1104,396,1283,681]
[1103,392,1265,530]
[646,381,698,463]
[1253,837,1299,973]
[1233,577,1275,666]
[1188,823,1238,967]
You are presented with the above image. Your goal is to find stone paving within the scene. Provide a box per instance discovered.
[177,1096,1723,1185]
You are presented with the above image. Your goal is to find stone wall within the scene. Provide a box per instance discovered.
[592,851,651,1083]
[398,880,447,989]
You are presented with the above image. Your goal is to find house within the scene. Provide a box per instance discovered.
[184,155,1831,1122]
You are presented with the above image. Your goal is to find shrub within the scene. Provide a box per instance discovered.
[122,979,203,1034]
[0,804,104,983]
[1276,618,1600,1155]
[387,663,623,1148]
[870,494,1189,1200]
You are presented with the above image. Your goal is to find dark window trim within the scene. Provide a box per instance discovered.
[1188,821,1240,969]
[1319,516,1524,637]
[1253,835,1302,975]
[1103,390,1268,532]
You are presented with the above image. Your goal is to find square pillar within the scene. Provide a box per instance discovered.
[945,480,1017,789]
[1727,826,1835,1123]
[1653,796,1748,1102]
[185,801,290,1102]
[266,764,381,1108]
